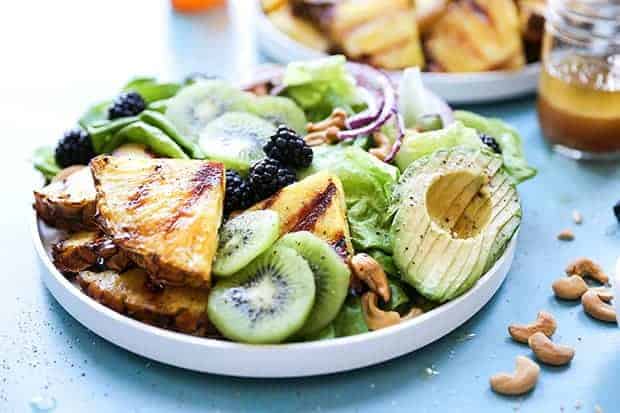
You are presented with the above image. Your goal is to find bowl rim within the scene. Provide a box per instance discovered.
[32,211,519,351]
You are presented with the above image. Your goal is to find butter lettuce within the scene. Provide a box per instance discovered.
[454,110,536,184]
[394,115,536,184]
[281,55,364,122]
[32,146,60,181]
[301,145,398,253]
[394,121,482,170]
[332,296,368,337]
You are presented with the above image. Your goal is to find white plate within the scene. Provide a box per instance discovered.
[255,8,541,104]
[33,213,518,377]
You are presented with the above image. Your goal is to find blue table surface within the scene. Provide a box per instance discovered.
[1,1,618,412]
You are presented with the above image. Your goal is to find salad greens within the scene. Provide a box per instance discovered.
[113,121,189,159]
[301,145,399,253]
[33,146,61,181]
[34,57,536,343]
[281,55,365,122]
[454,110,537,184]
[332,296,369,338]
[394,121,482,171]
[121,77,181,104]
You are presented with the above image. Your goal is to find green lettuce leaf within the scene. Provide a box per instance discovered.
[32,146,60,180]
[301,145,399,253]
[454,111,537,184]
[122,77,181,104]
[394,121,483,171]
[332,296,368,337]
[281,55,363,122]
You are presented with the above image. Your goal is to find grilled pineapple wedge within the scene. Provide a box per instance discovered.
[34,165,97,231]
[249,171,353,258]
[415,0,450,34]
[268,4,330,52]
[52,231,130,273]
[330,0,425,69]
[90,156,225,288]
[426,0,525,72]
[77,269,211,335]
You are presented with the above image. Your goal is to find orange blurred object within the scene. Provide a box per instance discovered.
[172,0,225,13]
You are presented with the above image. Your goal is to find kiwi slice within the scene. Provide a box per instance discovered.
[213,210,281,277]
[165,80,251,137]
[198,112,276,173]
[248,96,307,134]
[208,245,316,344]
[277,231,350,337]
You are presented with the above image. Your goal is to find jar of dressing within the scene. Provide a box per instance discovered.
[537,0,620,160]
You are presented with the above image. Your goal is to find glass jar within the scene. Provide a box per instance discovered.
[537,0,620,160]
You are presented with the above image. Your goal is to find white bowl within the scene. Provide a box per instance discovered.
[255,8,540,104]
[33,213,518,377]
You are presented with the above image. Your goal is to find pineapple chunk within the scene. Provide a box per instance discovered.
[249,171,354,258]
[331,0,410,35]
[498,51,527,70]
[268,5,330,52]
[426,0,525,72]
[91,156,225,288]
[34,165,97,231]
[341,11,419,58]
[52,231,131,273]
[328,0,424,70]
[415,0,450,34]
[369,37,425,70]
[77,269,211,335]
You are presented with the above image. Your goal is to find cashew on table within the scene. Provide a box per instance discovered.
[508,311,557,343]
[490,356,540,396]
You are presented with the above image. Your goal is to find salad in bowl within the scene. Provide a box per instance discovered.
[33,56,535,345]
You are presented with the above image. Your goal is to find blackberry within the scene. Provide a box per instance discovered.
[108,91,146,119]
[54,128,96,167]
[249,157,296,200]
[614,200,620,223]
[224,170,255,214]
[263,125,313,168]
[480,134,502,154]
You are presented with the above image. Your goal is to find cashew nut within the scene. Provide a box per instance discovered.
[369,131,391,161]
[527,332,575,366]
[306,108,347,132]
[581,289,617,323]
[304,126,341,146]
[402,307,424,320]
[557,229,575,241]
[361,292,400,330]
[490,356,540,396]
[552,275,588,300]
[508,311,557,343]
[566,257,609,284]
[350,253,390,302]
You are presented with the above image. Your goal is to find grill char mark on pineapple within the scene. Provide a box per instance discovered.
[127,165,165,210]
[161,163,223,232]
[291,182,337,233]
[464,0,491,22]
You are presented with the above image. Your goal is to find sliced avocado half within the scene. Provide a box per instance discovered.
[391,147,521,302]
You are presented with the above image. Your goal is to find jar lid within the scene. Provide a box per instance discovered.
[548,0,620,48]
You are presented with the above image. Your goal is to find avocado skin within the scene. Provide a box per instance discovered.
[391,147,521,302]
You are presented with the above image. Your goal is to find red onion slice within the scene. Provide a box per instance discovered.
[337,63,396,140]
[384,109,405,163]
